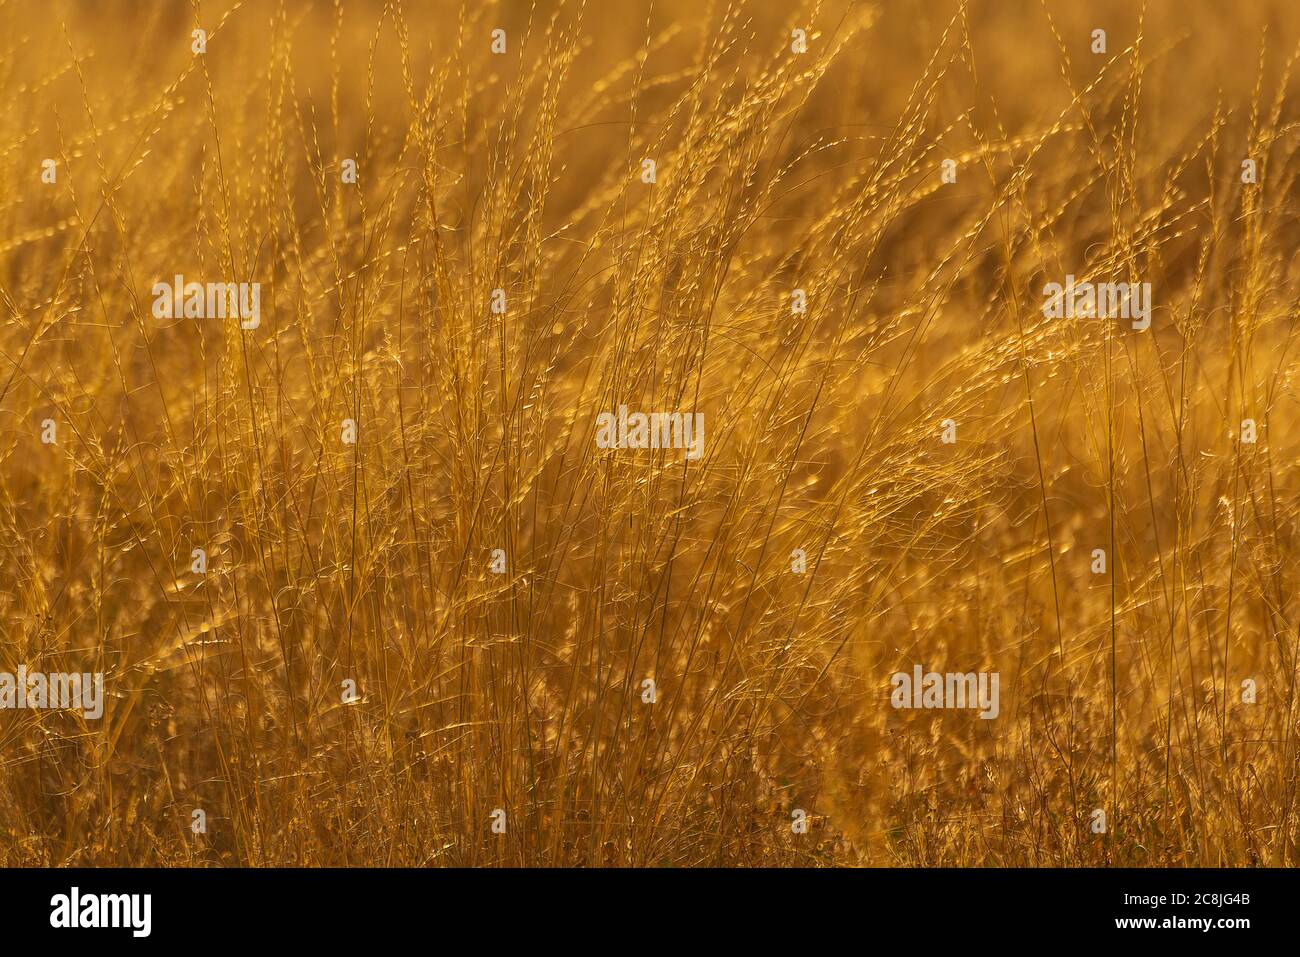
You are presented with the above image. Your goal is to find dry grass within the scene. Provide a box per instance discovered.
[3,0,1300,866]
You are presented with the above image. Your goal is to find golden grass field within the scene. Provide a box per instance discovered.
[2,0,1300,866]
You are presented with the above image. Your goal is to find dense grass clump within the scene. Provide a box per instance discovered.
[2,0,1300,866]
